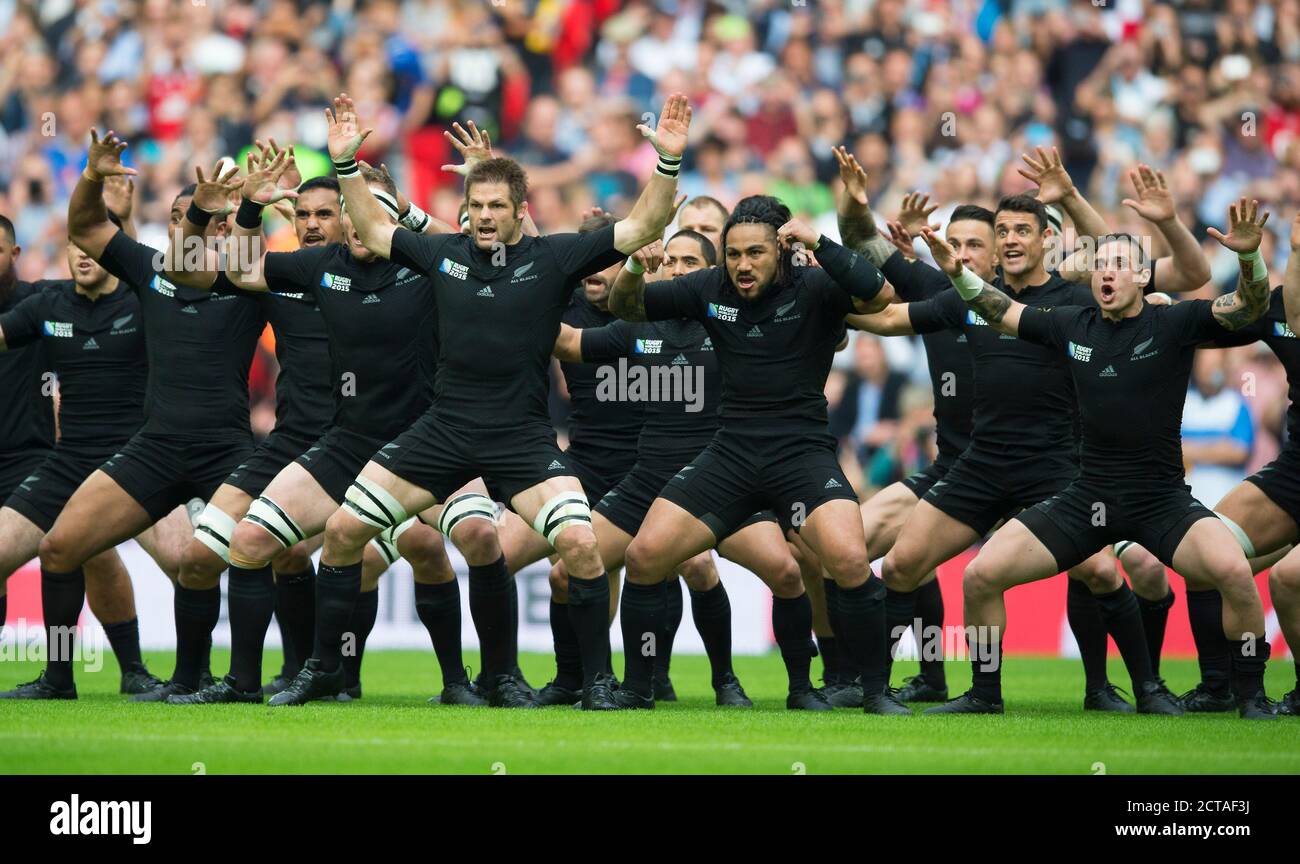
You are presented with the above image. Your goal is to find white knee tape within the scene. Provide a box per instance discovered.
[1112,540,1135,558]
[437,492,497,536]
[193,504,237,563]
[532,492,592,547]
[1215,512,1256,558]
[369,535,400,567]
[244,496,305,551]
[343,476,408,530]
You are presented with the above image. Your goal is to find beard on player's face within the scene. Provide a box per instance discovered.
[466,182,524,251]
[294,189,341,247]
[583,261,621,308]
[724,224,780,301]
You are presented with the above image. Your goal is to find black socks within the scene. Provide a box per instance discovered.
[41,568,86,690]
[1093,583,1155,691]
[102,617,144,674]
[274,564,315,678]
[415,580,468,686]
[772,594,815,692]
[884,586,916,682]
[1231,637,1270,702]
[619,581,665,696]
[1186,588,1233,695]
[969,634,1003,704]
[567,572,612,687]
[832,577,888,694]
[689,581,733,686]
[227,563,276,692]
[173,583,220,688]
[660,579,684,682]
[1066,578,1110,691]
[913,578,946,687]
[342,588,378,689]
[547,598,583,691]
[467,556,513,679]
[314,562,361,673]
[1136,588,1175,678]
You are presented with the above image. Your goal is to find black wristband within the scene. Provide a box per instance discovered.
[186,201,214,227]
[235,198,264,230]
[333,157,359,178]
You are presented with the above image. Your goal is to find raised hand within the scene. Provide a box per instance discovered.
[324,93,372,162]
[85,128,139,180]
[102,174,135,220]
[192,160,242,215]
[896,191,939,236]
[441,120,494,177]
[1207,197,1269,254]
[776,219,821,252]
[632,239,664,274]
[1121,164,1175,223]
[265,137,301,190]
[919,225,961,276]
[886,220,917,257]
[833,145,870,207]
[638,92,691,158]
[241,146,299,206]
[1016,145,1073,205]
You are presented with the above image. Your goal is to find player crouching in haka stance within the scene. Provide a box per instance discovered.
[919,200,1279,719]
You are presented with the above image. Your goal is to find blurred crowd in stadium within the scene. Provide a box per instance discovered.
[1,0,1298,501]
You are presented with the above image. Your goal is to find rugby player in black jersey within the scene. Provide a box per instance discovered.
[319,92,689,711]
[918,199,1277,719]
[552,229,825,709]
[26,130,265,702]
[606,193,899,713]
[185,151,499,707]
[0,211,183,698]
[848,184,1184,714]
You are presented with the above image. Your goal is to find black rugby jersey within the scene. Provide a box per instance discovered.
[389,225,624,428]
[0,280,55,454]
[97,230,263,438]
[560,286,643,462]
[0,279,145,449]
[263,244,436,437]
[1210,288,1300,444]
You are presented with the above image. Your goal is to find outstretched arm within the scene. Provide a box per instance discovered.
[68,128,139,260]
[776,219,890,313]
[613,93,691,254]
[1120,164,1210,293]
[833,145,896,267]
[845,305,916,336]
[327,93,397,258]
[1207,197,1273,331]
[553,323,582,362]
[919,226,1026,336]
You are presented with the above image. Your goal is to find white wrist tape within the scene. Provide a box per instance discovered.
[625,256,646,275]
[401,203,431,233]
[1237,249,1267,282]
[952,266,984,301]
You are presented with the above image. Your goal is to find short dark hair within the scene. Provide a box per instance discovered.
[465,157,528,209]
[995,194,1048,231]
[0,214,14,244]
[683,195,729,221]
[949,204,995,229]
[359,165,397,196]
[668,228,716,266]
[298,175,340,196]
[578,213,618,234]
[1097,232,1151,270]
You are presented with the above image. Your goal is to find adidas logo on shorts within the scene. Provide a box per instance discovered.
[477,286,495,298]
[824,478,843,489]
[362,294,381,304]
[1099,365,1118,377]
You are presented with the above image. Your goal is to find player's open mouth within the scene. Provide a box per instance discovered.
[76,261,94,273]
[1003,250,1023,263]
[477,226,496,240]
[736,275,756,289]
[1100,284,1116,302]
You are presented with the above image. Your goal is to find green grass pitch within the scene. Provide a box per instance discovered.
[2,651,1297,774]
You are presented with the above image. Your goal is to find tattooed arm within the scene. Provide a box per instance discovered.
[918,226,1026,337]
[608,240,662,322]
[833,145,896,267]
[1206,197,1272,331]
